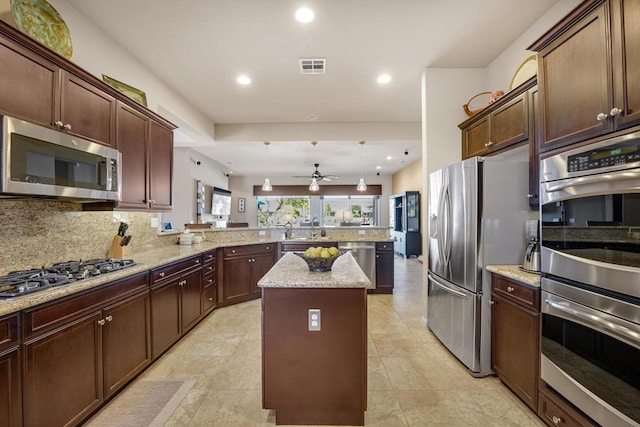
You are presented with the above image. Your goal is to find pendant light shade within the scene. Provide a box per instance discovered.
[357,141,367,191]
[309,177,320,191]
[262,142,272,191]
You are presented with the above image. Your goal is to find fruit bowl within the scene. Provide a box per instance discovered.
[295,251,345,272]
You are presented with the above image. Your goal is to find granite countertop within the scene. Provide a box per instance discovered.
[486,265,540,287]
[258,252,371,289]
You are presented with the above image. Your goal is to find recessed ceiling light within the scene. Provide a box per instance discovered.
[386,155,392,160]
[376,166,382,170]
[295,7,314,23]
[307,114,318,120]
[377,74,392,84]
[236,75,251,85]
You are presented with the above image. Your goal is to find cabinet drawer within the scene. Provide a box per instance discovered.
[203,250,216,265]
[538,387,596,427]
[492,275,539,311]
[203,286,216,312]
[0,314,19,351]
[151,255,202,284]
[203,274,216,290]
[23,272,149,340]
[223,244,275,258]
[375,242,393,252]
[202,263,216,277]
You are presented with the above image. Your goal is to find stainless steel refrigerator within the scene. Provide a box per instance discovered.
[427,156,530,376]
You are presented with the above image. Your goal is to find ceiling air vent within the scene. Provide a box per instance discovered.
[299,58,326,74]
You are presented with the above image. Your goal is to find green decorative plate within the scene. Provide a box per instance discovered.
[11,0,73,59]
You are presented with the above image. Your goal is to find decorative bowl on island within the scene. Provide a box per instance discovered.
[295,247,345,272]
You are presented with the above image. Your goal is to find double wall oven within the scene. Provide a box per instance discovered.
[540,133,640,427]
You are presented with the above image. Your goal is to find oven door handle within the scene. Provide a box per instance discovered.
[544,169,640,193]
[544,298,640,350]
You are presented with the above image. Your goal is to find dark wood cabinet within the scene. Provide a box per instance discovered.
[150,256,203,358]
[220,244,276,306]
[461,88,530,158]
[115,102,173,211]
[491,275,540,411]
[375,242,394,294]
[538,380,598,427]
[0,314,21,427]
[202,250,217,314]
[102,291,151,398]
[21,272,150,427]
[531,0,640,152]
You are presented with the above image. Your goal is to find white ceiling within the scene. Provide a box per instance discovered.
[67,0,559,177]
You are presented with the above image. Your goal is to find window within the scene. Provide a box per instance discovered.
[256,196,310,227]
[322,196,378,226]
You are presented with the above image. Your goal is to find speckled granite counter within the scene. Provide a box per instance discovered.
[258,252,370,289]
[486,265,540,287]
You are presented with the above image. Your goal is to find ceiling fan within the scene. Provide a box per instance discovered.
[294,163,342,181]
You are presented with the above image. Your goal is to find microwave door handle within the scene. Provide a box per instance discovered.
[545,169,640,193]
[102,159,112,191]
[545,298,640,350]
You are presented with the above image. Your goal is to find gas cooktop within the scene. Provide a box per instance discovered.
[0,258,137,299]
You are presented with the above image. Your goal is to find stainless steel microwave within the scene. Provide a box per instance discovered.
[1,115,121,201]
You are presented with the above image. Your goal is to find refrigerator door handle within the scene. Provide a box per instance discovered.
[428,273,468,298]
[442,184,452,266]
[436,184,446,264]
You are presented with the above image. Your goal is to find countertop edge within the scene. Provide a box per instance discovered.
[486,265,540,287]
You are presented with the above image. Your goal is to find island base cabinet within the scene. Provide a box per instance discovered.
[23,312,103,427]
[262,287,367,426]
[0,347,21,427]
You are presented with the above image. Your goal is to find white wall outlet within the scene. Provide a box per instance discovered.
[150,217,158,228]
[308,309,321,331]
[358,230,366,235]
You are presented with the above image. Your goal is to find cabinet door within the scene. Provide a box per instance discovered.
[0,39,58,127]
[491,293,539,410]
[148,120,174,211]
[490,93,528,150]
[251,252,275,297]
[538,3,612,151]
[529,88,540,208]
[60,71,116,146]
[116,102,149,210]
[375,250,394,293]
[23,312,103,427]
[151,280,181,358]
[612,0,640,128]
[102,291,151,398]
[462,117,489,159]
[0,347,21,427]
[222,256,253,304]
[181,269,203,333]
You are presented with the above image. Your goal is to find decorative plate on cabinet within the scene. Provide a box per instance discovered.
[10,0,73,59]
[509,55,537,90]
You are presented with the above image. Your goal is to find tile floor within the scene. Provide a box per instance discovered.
[122,256,544,426]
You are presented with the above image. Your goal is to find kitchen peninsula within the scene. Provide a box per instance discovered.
[259,252,369,425]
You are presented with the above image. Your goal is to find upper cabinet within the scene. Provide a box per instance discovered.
[459,78,534,159]
[530,0,640,152]
[0,35,116,147]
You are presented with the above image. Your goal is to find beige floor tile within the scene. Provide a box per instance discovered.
[367,357,393,391]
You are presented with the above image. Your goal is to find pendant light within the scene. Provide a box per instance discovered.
[261,142,273,191]
[356,141,367,191]
[309,141,320,191]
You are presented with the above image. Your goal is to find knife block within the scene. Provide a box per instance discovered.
[107,235,131,259]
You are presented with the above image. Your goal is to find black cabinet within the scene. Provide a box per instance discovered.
[390,191,421,258]
[374,242,394,294]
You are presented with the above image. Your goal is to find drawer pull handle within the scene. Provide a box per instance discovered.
[507,286,514,293]
[208,266,214,271]
[610,107,623,117]
[596,112,608,121]
[195,259,200,264]
[159,272,165,278]
[208,279,213,284]
[105,315,113,322]
[63,123,72,130]
[98,319,106,326]
[54,120,64,128]
[552,415,564,425]
[232,249,236,253]
[490,300,495,305]
[208,297,213,301]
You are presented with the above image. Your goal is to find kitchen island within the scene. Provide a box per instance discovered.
[259,252,370,425]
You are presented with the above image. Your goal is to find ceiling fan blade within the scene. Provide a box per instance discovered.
[325,175,342,179]
[323,177,332,181]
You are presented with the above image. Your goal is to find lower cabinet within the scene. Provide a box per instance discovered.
[0,311,21,427]
[375,242,394,294]
[150,256,203,358]
[22,272,150,427]
[538,380,597,427]
[490,275,540,411]
[202,249,217,315]
[220,244,275,306]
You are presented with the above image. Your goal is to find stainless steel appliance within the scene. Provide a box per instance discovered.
[1,115,121,201]
[339,242,376,289]
[0,258,136,299]
[427,156,530,376]
[522,219,540,272]
[540,132,640,426]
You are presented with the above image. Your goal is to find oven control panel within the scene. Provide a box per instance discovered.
[568,143,640,172]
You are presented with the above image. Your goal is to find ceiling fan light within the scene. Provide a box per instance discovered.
[262,178,272,191]
[357,178,367,192]
[309,178,320,191]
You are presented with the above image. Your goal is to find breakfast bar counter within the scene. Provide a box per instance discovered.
[258,252,370,425]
